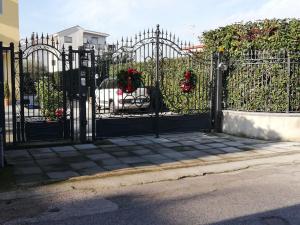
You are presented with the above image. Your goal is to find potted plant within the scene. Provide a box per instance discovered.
[4,82,10,107]
[25,78,70,141]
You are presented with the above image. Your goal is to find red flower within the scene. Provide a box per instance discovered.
[184,71,192,80]
[180,82,192,93]
[127,68,136,74]
[55,108,64,119]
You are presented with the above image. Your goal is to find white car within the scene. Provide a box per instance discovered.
[95,78,151,113]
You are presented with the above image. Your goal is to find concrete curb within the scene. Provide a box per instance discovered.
[1,150,300,201]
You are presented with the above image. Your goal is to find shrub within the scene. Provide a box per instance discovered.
[36,78,63,120]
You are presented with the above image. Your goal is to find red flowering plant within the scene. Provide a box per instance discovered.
[55,108,64,120]
[117,68,143,93]
[180,70,197,93]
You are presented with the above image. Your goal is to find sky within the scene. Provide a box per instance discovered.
[19,0,300,44]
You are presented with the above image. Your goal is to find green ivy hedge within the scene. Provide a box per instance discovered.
[201,19,300,55]
[104,56,212,114]
[201,19,300,112]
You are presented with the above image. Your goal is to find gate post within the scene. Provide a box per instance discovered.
[214,51,224,132]
[10,43,17,144]
[68,46,74,140]
[90,49,96,141]
[154,24,160,138]
[78,47,88,143]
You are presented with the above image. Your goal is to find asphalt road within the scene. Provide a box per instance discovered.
[3,161,300,225]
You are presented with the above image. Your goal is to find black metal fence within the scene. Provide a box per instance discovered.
[223,51,300,113]
[0,25,216,148]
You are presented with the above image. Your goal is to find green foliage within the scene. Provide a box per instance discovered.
[36,78,63,120]
[107,56,211,114]
[201,18,300,112]
[201,19,300,55]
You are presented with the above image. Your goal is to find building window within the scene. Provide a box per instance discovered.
[0,0,3,15]
[91,37,98,45]
[64,36,72,43]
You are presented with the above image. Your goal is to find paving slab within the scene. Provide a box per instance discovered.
[73,144,98,150]
[47,171,79,180]
[141,154,170,164]
[192,144,212,150]
[203,149,226,155]
[160,142,182,147]
[133,140,154,145]
[78,166,106,176]
[206,143,228,148]
[114,141,137,146]
[130,162,157,168]
[70,161,98,170]
[28,148,52,154]
[181,150,209,158]
[63,156,90,163]
[15,174,47,185]
[77,149,104,155]
[119,156,147,164]
[162,152,190,161]
[40,164,71,172]
[97,158,122,166]
[219,147,242,153]
[150,138,172,143]
[14,166,43,175]
[36,158,64,166]
[223,141,246,147]
[132,149,155,156]
[179,140,200,146]
[86,153,115,161]
[6,159,36,166]
[103,163,130,171]
[56,151,81,158]
[172,146,196,152]
[51,146,76,152]
[5,150,32,161]
[111,151,134,157]
[31,152,58,160]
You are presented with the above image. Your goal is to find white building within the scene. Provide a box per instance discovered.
[46,26,109,72]
[53,25,109,52]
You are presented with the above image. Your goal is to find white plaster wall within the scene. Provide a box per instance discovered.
[222,110,300,141]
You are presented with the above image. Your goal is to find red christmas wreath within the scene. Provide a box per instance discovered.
[117,68,143,93]
[180,70,196,93]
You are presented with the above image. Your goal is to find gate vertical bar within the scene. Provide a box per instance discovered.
[286,51,291,113]
[154,24,160,138]
[209,53,215,130]
[0,42,5,146]
[90,49,96,141]
[214,51,223,132]
[62,46,68,138]
[18,45,25,142]
[10,43,17,143]
[68,46,74,140]
[78,48,87,143]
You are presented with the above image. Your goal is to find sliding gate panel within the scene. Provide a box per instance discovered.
[95,25,213,138]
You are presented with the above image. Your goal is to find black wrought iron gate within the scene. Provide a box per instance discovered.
[1,25,217,147]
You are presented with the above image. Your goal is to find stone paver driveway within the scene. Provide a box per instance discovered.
[4,132,300,185]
